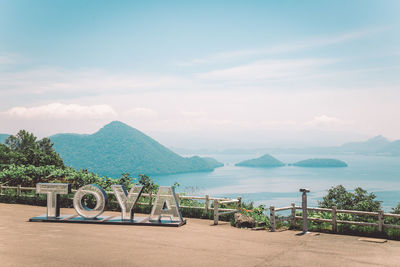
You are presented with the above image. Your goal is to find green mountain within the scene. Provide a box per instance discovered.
[0,134,9,144]
[50,121,223,177]
[291,158,347,168]
[235,154,285,168]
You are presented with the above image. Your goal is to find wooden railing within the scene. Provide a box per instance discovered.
[0,184,241,224]
[270,203,400,232]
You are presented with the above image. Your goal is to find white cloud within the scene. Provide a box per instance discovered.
[124,107,158,119]
[3,103,117,119]
[196,59,335,81]
[0,52,24,65]
[0,68,189,95]
[178,28,386,66]
[307,115,349,128]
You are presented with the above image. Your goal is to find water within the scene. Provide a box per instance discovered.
[155,154,400,212]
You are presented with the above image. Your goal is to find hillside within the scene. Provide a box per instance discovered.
[50,121,223,177]
[235,154,285,168]
[291,158,347,168]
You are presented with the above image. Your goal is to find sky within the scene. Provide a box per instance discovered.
[0,0,399,149]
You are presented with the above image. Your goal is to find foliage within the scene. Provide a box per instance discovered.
[288,185,400,240]
[391,203,400,214]
[137,174,159,193]
[238,202,270,228]
[1,130,64,168]
[319,185,381,212]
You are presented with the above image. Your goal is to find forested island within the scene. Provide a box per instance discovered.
[50,121,223,177]
[235,154,285,168]
[290,158,348,168]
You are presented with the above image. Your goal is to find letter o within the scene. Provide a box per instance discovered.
[73,184,107,219]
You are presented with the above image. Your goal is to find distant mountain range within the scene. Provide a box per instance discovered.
[173,135,400,156]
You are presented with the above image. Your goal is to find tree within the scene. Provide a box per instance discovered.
[392,203,400,214]
[1,130,64,168]
[137,174,158,193]
[319,185,381,212]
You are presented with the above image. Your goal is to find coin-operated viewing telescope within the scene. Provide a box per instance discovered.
[299,188,310,234]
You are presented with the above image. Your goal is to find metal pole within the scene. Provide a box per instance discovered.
[299,188,310,234]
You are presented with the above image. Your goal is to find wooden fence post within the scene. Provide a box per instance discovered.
[332,206,337,233]
[213,200,219,225]
[270,205,275,232]
[291,202,296,229]
[149,192,153,206]
[237,196,242,210]
[205,195,209,213]
[0,183,2,195]
[378,210,384,232]
[17,185,21,196]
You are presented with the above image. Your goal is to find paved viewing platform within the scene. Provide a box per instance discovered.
[1,203,399,266]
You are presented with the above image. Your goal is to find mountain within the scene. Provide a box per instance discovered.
[50,121,223,177]
[291,158,347,168]
[235,154,285,168]
[0,134,9,144]
[339,135,391,154]
[381,140,400,156]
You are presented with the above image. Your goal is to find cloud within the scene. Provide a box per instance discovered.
[124,107,158,119]
[0,52,24,65]
[307,115,349,128]
[3,103,117,119]
[0,68,189,96]
[196,59,336,81]
[178,28,386,66]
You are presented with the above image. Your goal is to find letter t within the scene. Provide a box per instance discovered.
[36,183,71,218]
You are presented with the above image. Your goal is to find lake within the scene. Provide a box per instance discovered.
[156,154,400,212]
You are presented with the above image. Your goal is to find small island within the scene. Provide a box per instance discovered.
[235,154,285,168]
[290,158,348,168]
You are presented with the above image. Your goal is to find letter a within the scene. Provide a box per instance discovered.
[149,186,183,222]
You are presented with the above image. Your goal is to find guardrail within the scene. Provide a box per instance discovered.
[269,203,400,232]
[0,184,241,224]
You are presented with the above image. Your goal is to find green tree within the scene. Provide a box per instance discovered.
[137,174,158,193]
[319,185,381,212]
[392,203,400,214]
[1,130,64,168]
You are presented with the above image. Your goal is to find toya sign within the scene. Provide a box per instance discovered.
[29,183,185,227]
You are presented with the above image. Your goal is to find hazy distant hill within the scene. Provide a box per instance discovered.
[381,140,400,156]
[176,135,400,157]
[50,121,223,177]
[235,154,285,168]
[339,135,390,154]
[0,134,9,144]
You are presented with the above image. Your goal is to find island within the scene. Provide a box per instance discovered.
[235,154,285,168]
[290,158,348,168]
[50,121,224,177]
